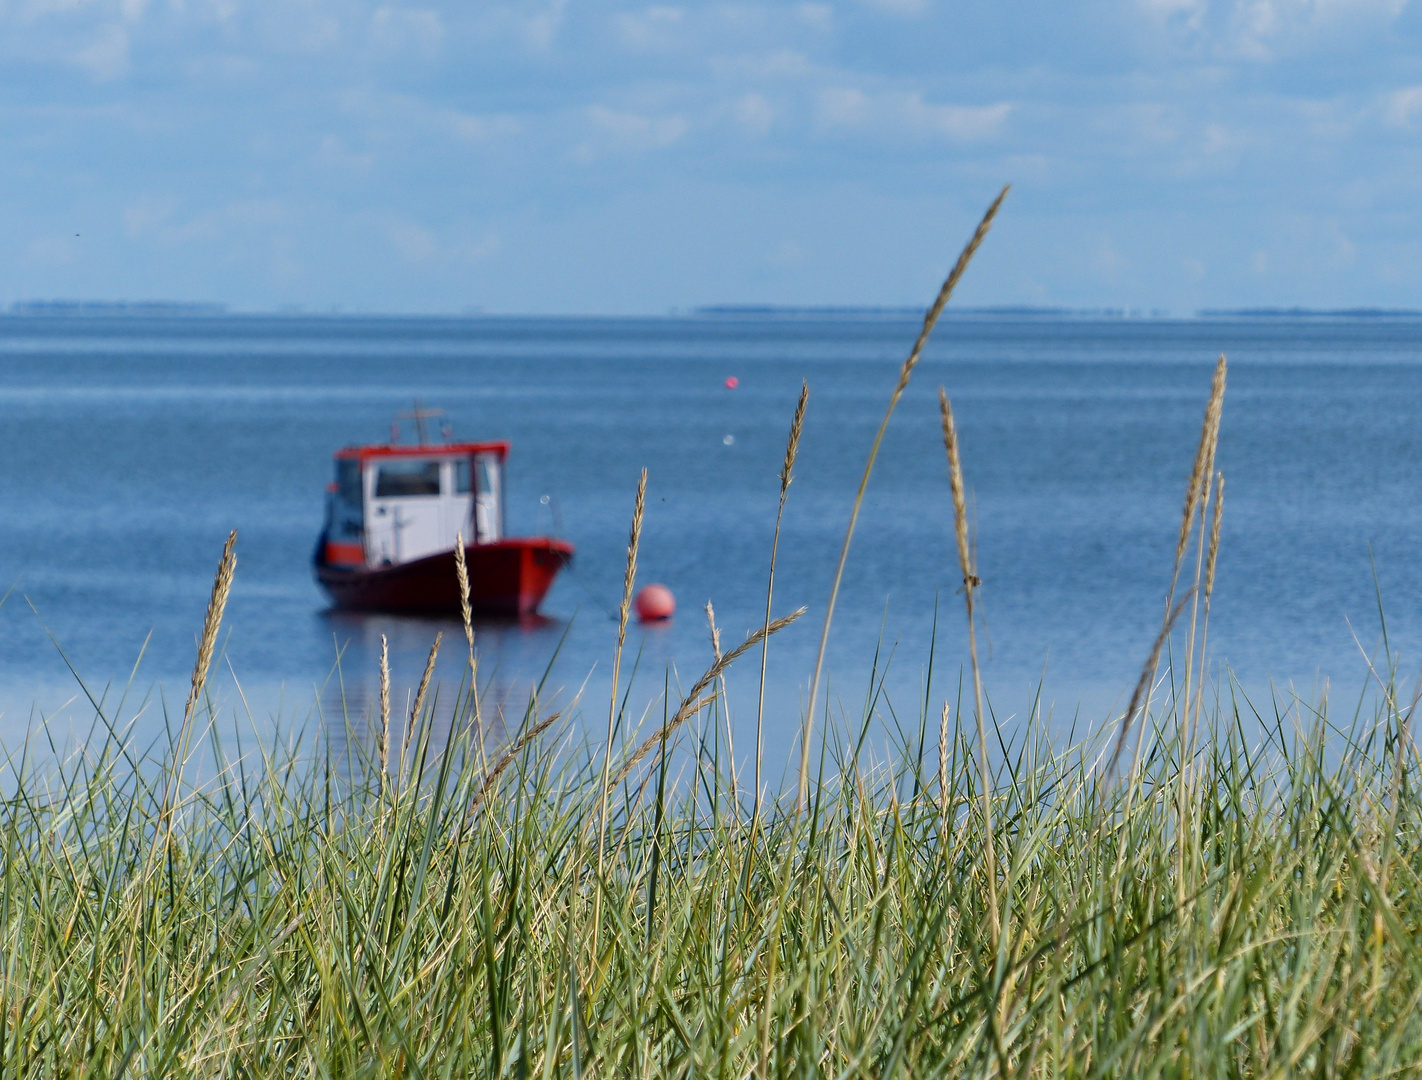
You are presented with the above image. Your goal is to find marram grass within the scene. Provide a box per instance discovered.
[4,674,1422,1078]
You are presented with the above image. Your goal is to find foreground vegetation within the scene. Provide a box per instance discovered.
[4,662,1422,1077]
[6,190,1422,1076]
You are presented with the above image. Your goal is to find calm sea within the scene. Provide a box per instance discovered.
[2,313,1420,774]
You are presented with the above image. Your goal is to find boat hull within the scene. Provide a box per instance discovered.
[314,537,573,616]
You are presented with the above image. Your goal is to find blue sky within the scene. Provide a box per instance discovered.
[2,0,1421,313]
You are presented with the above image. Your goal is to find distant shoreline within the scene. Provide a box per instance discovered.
[5,301,1421,320]
[6,300,228,316]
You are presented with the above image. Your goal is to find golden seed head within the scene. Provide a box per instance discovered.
[1173,354,1228,578]
[938,388,974,591]
[897,186,1010,398]
[404,631,441,765]
[185,529,237,724]
[780,381,809,496]
[378,634,390,773]
[1205,472,1224,600]
[705,601,722,661]
[618,470,648,636]
[453,532,473,648]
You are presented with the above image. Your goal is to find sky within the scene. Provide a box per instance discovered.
[1,0,1421,313]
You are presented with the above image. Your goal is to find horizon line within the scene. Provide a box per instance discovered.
[5,300,1422,321]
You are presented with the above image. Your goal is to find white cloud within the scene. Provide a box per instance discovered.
[370,7,444,57]
[1324,219,1356,265]
[123,196,176,237]
[523,0,568,49]
[120,198,285,246]
[1201,121,1244,154]
[769,238,803,265]
[709,49,813,80]
[15,0,102,19]
[796,2,833,29]
[616,5,683,50]
[332,90,518,148]
[460,233,501,262]
[818,88,1010,140]
[818,87,869,125]
[26,235,79,266]
[73,23,128,79]
[1093,235,1130,278]
[1383,85,1422,128]
[580,104,688,155]
[1142,0,1206,21]
[316,134,376,172]
[373,217,500,265]
[856,0,927,15]
[1240,0,1400,57]
[466,0,568,51]
[439,109,519,141]
[1136,0,1408,59]
[388,221,437,261]
[733,92,774,134]
[1116,103,1181,146]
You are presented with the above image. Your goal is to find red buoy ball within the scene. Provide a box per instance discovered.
[724,376,739,389]
[635,584,676,622]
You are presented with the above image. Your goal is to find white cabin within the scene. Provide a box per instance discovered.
[323,442,507,569]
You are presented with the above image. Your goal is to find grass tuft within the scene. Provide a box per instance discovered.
[5,651,1422,1076]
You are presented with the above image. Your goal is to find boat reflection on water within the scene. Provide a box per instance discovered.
[314,607,574,770]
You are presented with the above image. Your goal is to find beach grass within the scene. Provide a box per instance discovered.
[4,646,1422,1077]
[5,196,1422,1076]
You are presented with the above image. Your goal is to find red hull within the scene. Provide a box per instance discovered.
[315,538,573,616]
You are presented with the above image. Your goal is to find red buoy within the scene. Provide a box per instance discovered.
[724,376,739,389]
[635,583,675,622]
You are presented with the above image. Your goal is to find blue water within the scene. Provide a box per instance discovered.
[2,313,1420,776]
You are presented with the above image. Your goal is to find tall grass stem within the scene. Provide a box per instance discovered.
[595,468,646,952]
[938,387,997,940]
[756,381,807,823]
[799,186,1008,812]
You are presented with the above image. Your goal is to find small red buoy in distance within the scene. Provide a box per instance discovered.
[635,583,676,622]
[724,376,739,389]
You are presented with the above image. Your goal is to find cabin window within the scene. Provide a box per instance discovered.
[336,460,362,505]
[476,455,500,498]
[374,460,442,497]
[454,458,471,494]
[473,453,503,543]
[329,459,364,540]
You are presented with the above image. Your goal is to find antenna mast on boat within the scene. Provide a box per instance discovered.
[398,400,446,445]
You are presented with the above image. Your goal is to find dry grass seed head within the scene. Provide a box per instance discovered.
[1205,472,1224,600]
[468,711,564,818]
[780,381,809,496]
[938,389,976,590]
[411,632,441,724]
[619,470,648,634]
[378,633,390,774]
[454,532,474,657]
[404,632,442,766]
[893,185,1010,400]
[705,601,722,662]
[185,529,237,723]
[1173,355,1228,577]
[938,701,951,814]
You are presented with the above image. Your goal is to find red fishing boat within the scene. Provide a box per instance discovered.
[313,411,572,616]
